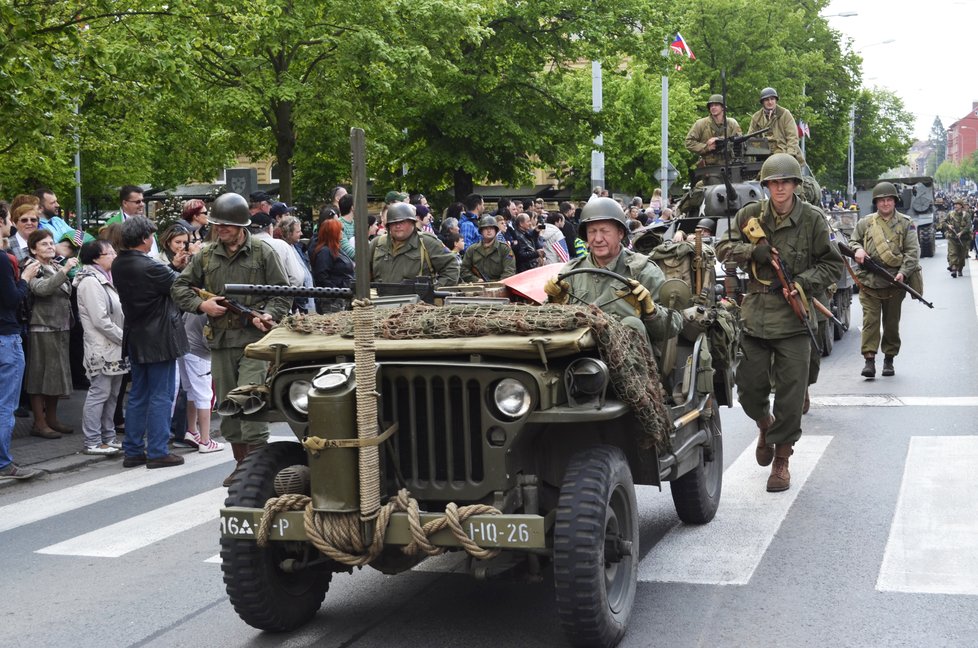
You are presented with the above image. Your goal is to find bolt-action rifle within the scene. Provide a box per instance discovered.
[837,241,934,308]
[192,286,270,328]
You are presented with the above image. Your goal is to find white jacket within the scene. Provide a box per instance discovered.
[73,266,128,377]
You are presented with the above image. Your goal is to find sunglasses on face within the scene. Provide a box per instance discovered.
[19,218,39,223]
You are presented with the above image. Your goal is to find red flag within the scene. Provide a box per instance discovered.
[669,33,695,59]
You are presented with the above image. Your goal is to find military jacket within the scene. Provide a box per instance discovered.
[717,198,843,340]
[369,230,460,288]
[171,231,291,349]
[945,209,973,242]
[560,248,682,342]
[748,105,804,164]
[848,211,921,292]
[684,116,742,165]
[461,240,515,282]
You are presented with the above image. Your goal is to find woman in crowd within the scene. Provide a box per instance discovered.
[74,239,127,455]
[179,199,210,246]
[24,228,78,439]
[9,199,40,262]
[157,223,196,271]
[310,218,354,314]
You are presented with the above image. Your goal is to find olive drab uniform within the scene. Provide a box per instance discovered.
[749,105,804,165]
[560,248,682,345]
[684,116,742,166]
[171,233,291,444]
[460,239,515,282]
[944,207,972,275]
[717,198,842,447]
[369,230,460,288]
[848,211,921,358]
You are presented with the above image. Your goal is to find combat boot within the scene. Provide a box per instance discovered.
[755,415,775,467]
[882,355,895,377]
[803,388,811,415]
[861,353,876,378]
[766,444,794,492]
[223,442,250,487]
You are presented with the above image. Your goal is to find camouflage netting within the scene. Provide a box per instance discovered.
[283,302,672,452]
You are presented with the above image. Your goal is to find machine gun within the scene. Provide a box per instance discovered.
[193,287,269,328]
[713,126,771,153]
[837,241,934,308]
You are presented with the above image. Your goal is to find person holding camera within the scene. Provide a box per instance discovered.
[158,223,199,271]
[24,228,78,439]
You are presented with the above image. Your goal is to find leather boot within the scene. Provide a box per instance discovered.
[766,444,794,492]
[861,353,876,378]
[755,415,775,467]
[803,388,811,415]
[223,442,250,487]
[882,355,895,377]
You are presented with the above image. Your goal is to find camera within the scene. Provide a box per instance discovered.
[54,255,66,265]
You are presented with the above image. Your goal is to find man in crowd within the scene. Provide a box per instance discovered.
[171,192,291,486]
[269,201,295,227]
[944,198,972,278]
[461,216,515,282]
[716,154,841,492]
[102,185,158,255]
[113,216,189,469]
[249,191,273,218]
[685,94,742,166]
[749,87,804,165]
[511,212,543,273]
[459,193,485,250]
[369,202,459,288]
[34,189,75,242]
[249,211,305,290]
[848,181,921,378]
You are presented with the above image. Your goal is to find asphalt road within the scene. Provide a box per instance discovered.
[3,241,977,648]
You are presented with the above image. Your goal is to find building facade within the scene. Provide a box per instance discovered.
[946,103,978,164]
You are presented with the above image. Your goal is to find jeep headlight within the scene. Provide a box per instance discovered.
[288,380,312,414]
[563,358,609,407]
[493,378,531,420]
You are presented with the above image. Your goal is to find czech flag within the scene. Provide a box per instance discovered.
[797,120,811,139]
[670,33,695,59]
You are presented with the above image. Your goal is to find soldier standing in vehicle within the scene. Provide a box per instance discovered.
[369,202,460,288]
[543,197,682,346]
[848,181,921,378]
[944,198,972,278]
[171,192,292,486]
[461,216,515,282]
[749,87,805,165]
[685,94,742,166]
[716,154,842,492]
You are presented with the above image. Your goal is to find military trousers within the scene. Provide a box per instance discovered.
[808,319,827,386]
[947,238,970,270]
[859,290,905,357]
[211,346,269,444]
[737,333,809,446]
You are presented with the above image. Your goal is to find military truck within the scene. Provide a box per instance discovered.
[216,131,736,648]
[855,176,936,257]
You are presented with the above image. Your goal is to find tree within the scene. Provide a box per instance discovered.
[852,88,914,183]
[928,116,947,171]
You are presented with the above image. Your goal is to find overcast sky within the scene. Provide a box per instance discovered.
[825,0,973,141]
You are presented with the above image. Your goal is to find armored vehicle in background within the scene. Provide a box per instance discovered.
[855,177,936,258]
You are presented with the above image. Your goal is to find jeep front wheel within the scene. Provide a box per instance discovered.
[553,445,638,648]
[670,399,723,524]
[221,442,331,632]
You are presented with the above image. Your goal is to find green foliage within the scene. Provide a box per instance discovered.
[929,116,947,168]
[852,88,914,183]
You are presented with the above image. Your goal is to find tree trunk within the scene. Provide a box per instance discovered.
[453,168,474,203]
[272,99,296,204]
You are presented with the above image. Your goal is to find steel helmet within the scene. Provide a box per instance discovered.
[759,153,802,186]
[580,196,628,228]
[707,94,725,108]
[871,181,899,205]
[759,87,779,103]
[209,193,251,227]
[477,215,499,232]
[695,218,716,234]
[385,202,418,224]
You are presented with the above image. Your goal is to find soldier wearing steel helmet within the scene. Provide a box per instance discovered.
[749,87,805,165]
[684,94,743,166]
[369,202,459,287]
[716,153,842,492]
[848,181,921,379]
[461,215,515,282]
[943,198,972,277]
[544,197,682,345]
[171,192,291,486]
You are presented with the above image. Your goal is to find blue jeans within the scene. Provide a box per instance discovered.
[0,334,26,471]
[123,360,176,460]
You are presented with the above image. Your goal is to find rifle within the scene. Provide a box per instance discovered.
[713,126,772,151]
[837,241,934,308]
[192,286,270,328]
[811,297,847,332]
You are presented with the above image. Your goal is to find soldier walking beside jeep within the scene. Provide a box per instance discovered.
[848,182,921,378]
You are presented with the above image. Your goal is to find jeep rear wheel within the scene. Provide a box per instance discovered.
[670,399,722,524]
[554,445,637,648]
[221,442,331,632]
[919,224,935,258]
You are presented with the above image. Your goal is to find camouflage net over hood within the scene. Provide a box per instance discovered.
[284,302,671,452]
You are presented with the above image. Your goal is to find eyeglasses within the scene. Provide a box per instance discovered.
[125,198,144,204]
[97,250,118,258]
[18,218,39,223]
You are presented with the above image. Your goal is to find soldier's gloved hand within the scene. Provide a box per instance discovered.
[751,242,772,265]
[622,279,655,316]
[544,276,571,304]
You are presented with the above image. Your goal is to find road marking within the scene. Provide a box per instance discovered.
[638,435,832,585]
[0,436,294,535]
[877,436,978,596]
[971,258,978,321]
[810,396,978,408]
[204,553,221,564]
[36,488,227,557]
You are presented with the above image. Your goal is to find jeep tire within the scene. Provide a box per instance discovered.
[670,398,723,524]
[554,445,638,648]
[221,442,331,632]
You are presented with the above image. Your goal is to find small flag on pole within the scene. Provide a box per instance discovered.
[798,120,811,139]
[552,239,570,263]
[669,33,696,59]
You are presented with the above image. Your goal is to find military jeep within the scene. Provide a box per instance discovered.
[217,260,735,648]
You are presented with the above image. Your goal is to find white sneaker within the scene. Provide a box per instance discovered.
[105,440,123,450]
[84,445,121,456]
[198,439,225,453]
[182,430,202,449]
